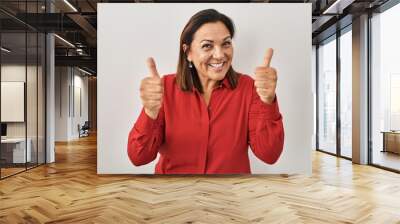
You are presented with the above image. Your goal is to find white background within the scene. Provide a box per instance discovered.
[98,3,313,174]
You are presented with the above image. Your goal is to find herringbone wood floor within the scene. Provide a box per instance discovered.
[1,134,400,224]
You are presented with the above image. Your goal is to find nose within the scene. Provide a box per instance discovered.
[213,46,224,60]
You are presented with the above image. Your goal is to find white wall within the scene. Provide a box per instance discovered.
[98,3,313,174]
[1,67,25,124]
[1,82,24,122]
[55,67,70,141]
[1,65,27,140]
[55,67,89,141]
[72,72,89,138]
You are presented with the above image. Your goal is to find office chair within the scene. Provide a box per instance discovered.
[79,121,90,138]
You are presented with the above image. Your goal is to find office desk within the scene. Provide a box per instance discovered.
[381,131,400,154]
[1,138,31,163]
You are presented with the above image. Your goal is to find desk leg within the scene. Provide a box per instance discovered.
[382,133,386,152]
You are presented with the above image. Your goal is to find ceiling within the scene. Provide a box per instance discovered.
[0,0,392,75]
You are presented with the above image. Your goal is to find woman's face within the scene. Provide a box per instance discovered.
[186,21,233,82]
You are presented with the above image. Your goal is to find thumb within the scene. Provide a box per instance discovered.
[146,57,160,78]
[263,48,274,68]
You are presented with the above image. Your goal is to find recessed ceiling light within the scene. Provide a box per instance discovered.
[1,47,11,53]
[323,0,354,15]
[54,34,75,48]
[63,0,78,12]
[78,67,93,76]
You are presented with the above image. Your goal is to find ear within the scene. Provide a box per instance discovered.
[183,44,192,61]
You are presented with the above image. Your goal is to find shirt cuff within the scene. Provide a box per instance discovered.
[256,96,282,120]
[134,108,159,134]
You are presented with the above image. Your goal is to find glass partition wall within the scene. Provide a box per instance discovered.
[0,31,27,177]
[0,1,46,179]
[316,26,353,159]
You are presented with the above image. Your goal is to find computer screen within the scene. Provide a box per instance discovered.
[1,123,7,137]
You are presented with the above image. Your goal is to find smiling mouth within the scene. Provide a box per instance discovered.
[208,62,225,68]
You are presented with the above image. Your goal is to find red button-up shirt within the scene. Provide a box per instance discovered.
[127,73,284,174]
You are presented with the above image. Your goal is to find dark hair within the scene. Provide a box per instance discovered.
[176,9,238,93]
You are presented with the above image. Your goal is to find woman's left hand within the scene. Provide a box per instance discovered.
[254,48,277,105]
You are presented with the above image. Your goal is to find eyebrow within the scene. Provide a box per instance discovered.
[200,36,232,43]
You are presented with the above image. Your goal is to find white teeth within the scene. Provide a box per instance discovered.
[209,62,224,68]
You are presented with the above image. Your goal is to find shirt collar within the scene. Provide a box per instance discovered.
[220,76,232,89]
[191,76,232,93]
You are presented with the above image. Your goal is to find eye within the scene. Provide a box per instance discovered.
[201,43,212,49]
[223,41,232,47]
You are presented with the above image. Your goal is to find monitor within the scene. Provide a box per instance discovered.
[1,123,7,137]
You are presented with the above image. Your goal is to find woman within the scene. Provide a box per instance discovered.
[127,9,284,174]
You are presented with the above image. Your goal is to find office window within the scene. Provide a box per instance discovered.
[340,28,352,158]
[318,36,337,154]
[371,3,400,171]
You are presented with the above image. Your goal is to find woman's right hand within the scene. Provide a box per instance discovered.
[140,57,164,119]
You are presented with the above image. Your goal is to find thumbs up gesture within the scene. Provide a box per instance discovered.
[254,48,277,104]
[140,57,164,119]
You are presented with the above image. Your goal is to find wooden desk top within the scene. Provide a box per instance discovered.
[380,131,400,134]
[1,138,28,144]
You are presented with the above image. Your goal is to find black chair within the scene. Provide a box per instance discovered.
[79,121,90,138]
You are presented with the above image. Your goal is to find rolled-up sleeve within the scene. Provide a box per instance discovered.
[248,85,284,164]
[127,106,165,166]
